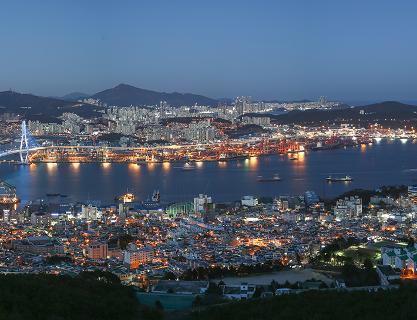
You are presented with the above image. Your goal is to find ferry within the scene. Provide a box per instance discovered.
[326,175,353,182]
[257,174,281,182]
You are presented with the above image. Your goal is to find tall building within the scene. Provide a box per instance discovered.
[334,196,363,220]
[235,96,252,116]
[193,194,213,213]
[123,244,154,269]
[87,242,108,260]
[81,204,100,221]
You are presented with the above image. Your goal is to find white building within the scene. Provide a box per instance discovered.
[123,244,154,269]
[193,194,212,213]
[222,283,256,300]
[334,196,362,220]
[241,196,258,207]
[81,204,100,221]
[381,245,417,277]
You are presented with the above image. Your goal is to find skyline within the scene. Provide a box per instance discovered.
[3,2,417,316]
[1,1,417,103]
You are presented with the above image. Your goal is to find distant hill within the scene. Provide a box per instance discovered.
[91,83,218,107]
[0,90,102,120]
[271,101,417,127]
[60,92,90,101]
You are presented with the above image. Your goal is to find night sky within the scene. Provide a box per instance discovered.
[1,0,416,103]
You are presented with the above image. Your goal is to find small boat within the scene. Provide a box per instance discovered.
[257,174,281,182]
[326,175,353,182]
[289,156,298,161]
[182,162,196,171]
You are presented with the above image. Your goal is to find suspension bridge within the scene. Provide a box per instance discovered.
[0,121,40,164]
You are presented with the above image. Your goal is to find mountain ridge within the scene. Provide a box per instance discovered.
[270,101,417,127]
[91,83,218,107]
[0,90,102,120]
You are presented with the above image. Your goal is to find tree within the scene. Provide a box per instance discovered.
[155,300,164,311]
[253,286,264,298]
[79,270,121,285]
[206,281,222,296]
[163,271,176,280]
[0,273,139,320]
[193,295,202,307]
[363,258,374,271]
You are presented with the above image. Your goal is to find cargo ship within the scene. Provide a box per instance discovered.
[218,153,248,162]
[312,141,342,151]
[325,175,353,182]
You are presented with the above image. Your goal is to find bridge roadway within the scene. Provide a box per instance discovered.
[0,136,279,158]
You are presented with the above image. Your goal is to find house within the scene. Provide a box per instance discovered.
[381,244,417,278]
[223,283,256,300]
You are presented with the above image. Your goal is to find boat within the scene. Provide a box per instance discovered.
[182,162,196,171]
[257,174,281,182]
[289,156,298,160]
[311,141,342,151]
[46,193,60,197]
[326,175,353,182]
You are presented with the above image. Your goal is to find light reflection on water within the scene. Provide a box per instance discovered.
[0,141,416,203]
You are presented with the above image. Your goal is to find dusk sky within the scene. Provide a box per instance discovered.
[1,0,416,103]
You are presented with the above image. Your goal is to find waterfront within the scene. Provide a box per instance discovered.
[0,140,416,204]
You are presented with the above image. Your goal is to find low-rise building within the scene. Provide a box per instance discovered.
[241,196,258,207]
[11,236,64,255]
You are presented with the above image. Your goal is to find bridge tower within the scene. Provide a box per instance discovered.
[20,120,29,163]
